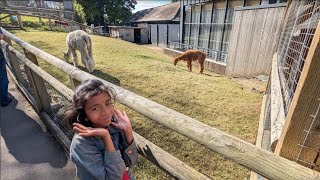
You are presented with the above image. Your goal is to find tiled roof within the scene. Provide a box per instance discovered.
[131,2,180,22]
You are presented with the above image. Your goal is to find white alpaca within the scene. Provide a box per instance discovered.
[63,30,95,73]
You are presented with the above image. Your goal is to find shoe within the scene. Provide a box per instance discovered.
[1,96,12,107]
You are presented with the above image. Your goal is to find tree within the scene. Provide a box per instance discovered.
[73,0,87,24]
[171,0,179,2]
[77,0,136,26]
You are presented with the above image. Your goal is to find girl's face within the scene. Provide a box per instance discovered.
[84,92,114,128]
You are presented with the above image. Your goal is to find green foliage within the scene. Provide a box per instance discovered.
[77,0,136,26]
[73,0,87,24]
[171,0,179,2]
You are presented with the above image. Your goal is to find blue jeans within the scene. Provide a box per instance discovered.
[0,52,10,105]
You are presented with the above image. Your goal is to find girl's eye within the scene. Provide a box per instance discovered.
[92,107,98,111]
[106,100,113,106]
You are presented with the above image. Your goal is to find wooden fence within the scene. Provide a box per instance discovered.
[1,27,320,180]
[226,4,286,78]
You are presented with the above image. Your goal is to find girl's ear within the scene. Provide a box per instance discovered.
[76,110,86,122]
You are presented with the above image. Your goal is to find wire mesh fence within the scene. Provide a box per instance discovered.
[44,82,74,139]
[294,98,320,169]
[276,0,320,170]
[277,0,320,113]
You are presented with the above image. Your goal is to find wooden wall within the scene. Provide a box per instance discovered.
[226,5,286,78]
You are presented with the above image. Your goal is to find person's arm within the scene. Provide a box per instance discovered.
[70,134,126,180]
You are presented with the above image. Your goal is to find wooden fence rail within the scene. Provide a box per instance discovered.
[1,40,209,180]
[1,27,320,180]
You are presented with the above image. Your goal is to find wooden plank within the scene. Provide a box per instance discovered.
[250,94,268,180]
[225,10,242,76]
[257,95,268,147]
[69,75,81,90]
[24,49,51,112]
[2,27,320,180]
[23,52,43,113]
[266,7,286,74]
[257,7,273,75]
[270,53,286,151]
[251,8,268,76]
[242,10,263,77]
[226,6,285,78]
[2,41,25,85]
[134,133,210,180]
[275,21,320,167]
[235,10,254,76]
[48,16,52,31]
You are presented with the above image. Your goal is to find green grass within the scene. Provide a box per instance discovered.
[12,29,265,179]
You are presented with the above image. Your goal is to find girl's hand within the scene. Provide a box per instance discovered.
[73,123,115,152]
[112,109,134,144]
[73,123,110,138]
[111,109,132,132]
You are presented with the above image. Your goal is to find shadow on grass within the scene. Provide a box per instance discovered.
[91,69,121,86]
[61,62,121,86]
[176,66,213,76]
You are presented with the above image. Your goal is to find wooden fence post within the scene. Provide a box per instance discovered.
[17,15,23,29]
[24,49,51,112]
[49,16,53,31]
[69,76,81,90]
[2,39,25,85]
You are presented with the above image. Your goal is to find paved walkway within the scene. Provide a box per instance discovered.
[1,78,76,180]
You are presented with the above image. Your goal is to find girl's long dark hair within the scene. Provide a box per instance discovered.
[63,79,116,127]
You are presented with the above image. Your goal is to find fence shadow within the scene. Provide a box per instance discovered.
[91,69,121,86]
[1,93,69,168]
[62,62,121,86]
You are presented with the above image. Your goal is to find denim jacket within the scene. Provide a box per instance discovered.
[70,125,138,180]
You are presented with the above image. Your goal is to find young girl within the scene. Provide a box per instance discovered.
[64,79,138,180]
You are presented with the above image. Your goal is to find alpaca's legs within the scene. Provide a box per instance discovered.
[187,61,192,72]
[64,47,71,60]
[198,57,205,74]
[71,48,79,66]
[199,62,204,74]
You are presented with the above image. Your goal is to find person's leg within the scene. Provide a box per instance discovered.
[0,56,11,106]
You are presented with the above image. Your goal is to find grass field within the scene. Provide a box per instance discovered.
[10,30,266,179]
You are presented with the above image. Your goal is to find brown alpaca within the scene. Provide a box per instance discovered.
[174,50,206,73]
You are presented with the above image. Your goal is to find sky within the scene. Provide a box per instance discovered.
[133,0,172,13]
